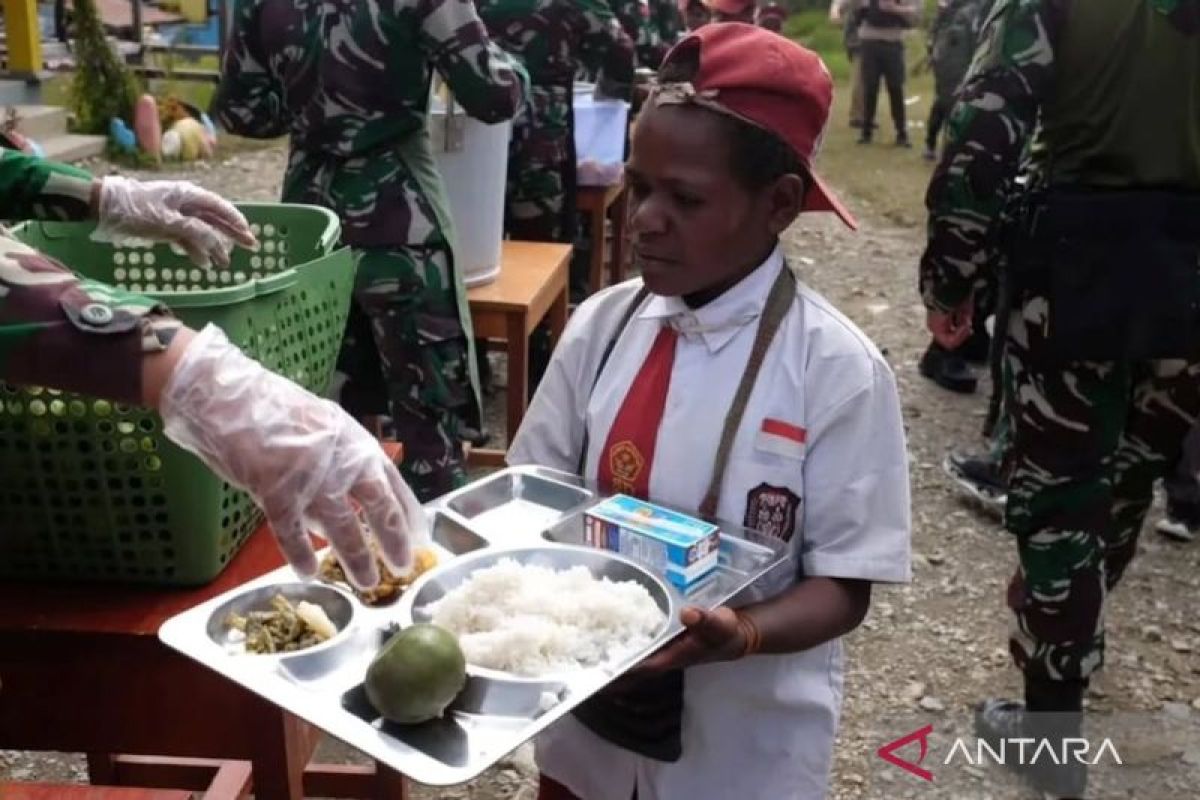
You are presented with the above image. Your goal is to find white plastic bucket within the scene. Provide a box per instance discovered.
[429,96,512,288]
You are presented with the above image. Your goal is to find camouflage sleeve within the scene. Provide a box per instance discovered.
[578,0,636,90]
[928,4,947,51]
[652,0,683,49]
[919,0,1065,312]
[0,149,95,221]
[611,0,643,40]
[0,232,182,405]
[212,0,289,139]
[418,0,529,123]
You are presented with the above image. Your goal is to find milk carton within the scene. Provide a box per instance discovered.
[584,495,720,590]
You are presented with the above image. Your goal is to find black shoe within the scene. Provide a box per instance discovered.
[463,427,492,448]
[856,133,872,145]
[922,146,937,161]
[943,452,1006,518]
[975,698,1088,799]
[896,134,912,148]
[960,326,993,365]
[1156,499,1200,542]
[919,342,977,394]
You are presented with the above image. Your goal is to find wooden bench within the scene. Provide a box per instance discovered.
[0,786,194,800]
[1,757,251,799]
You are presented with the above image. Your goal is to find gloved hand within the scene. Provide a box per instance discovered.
[93,175,258,269]
[159,324,426,589]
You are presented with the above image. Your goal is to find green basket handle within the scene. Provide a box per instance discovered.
[11,219,74,240]
[165,268,298,308]
[317,211,341,252]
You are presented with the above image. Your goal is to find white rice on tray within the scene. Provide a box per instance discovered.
[422,558,666,677]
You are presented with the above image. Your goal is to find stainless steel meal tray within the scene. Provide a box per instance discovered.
[159,465,791,785]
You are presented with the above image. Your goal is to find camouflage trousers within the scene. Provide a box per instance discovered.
[506,155,575,244]
[505,94,577,246]
[336,246,475,502]
[1003,291,1200,683]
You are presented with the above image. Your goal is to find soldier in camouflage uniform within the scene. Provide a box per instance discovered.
[921,1,1200,795]
[923,0,986,160]
[652,0,685,49]
[0,150,421,589]
[214,0,528,502]
[612,0,668,68]
[478,0,635,244]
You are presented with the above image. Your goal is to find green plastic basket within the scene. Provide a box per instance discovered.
[0,204,356,586]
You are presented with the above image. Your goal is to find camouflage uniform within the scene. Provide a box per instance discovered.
[0,150,181,404]
[214,0,527,501]
[651,0,684,51]
[478,0,634,243]
[921,0,1200,689]
[612,0,666,68]
[924,0,986,153]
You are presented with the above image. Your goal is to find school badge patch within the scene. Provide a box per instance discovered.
[744,483,801,542]
[607,440,645,495]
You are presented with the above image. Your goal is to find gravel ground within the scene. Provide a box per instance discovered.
[3,142,1199,799]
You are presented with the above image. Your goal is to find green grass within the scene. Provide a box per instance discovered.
[784,10,852,81]
[41,52,219,116]
[781,8,941,227]
[814,71,938,228]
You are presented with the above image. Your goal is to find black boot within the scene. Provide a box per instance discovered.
[919,341,977,394]
[943,451,1007,518]
[975,678,1088,799]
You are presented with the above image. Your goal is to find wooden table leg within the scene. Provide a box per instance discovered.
[86,753,117,785]
[610,190,629,286]
[374,762,409,799]
[588,203,606,294]
[547,282,568,347]
[246,700,315,800]
[505,312,529,443]
[304,762,408,799]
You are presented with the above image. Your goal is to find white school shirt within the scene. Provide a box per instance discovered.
[507,247,912,800]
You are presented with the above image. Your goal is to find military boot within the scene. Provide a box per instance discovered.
[975,679,1089,799]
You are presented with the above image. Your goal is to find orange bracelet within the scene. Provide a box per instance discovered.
[734,609,762,658]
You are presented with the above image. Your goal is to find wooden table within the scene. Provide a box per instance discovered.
[576,182,629,295]
[467,240,571,465]
[0,445,409,800]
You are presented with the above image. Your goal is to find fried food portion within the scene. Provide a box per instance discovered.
[319,545,439,606]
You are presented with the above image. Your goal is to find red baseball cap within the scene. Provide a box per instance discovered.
[654,23,856,229]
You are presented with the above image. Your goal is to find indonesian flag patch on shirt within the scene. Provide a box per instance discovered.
[755,418,807,459]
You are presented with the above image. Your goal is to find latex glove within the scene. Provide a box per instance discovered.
[159,324,426,589]
[93,175,258,269]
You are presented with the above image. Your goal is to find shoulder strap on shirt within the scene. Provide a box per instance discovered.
[699,264,797,519]
[576,285,651,476]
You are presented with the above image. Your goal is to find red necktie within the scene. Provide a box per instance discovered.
[597,325,678,499]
